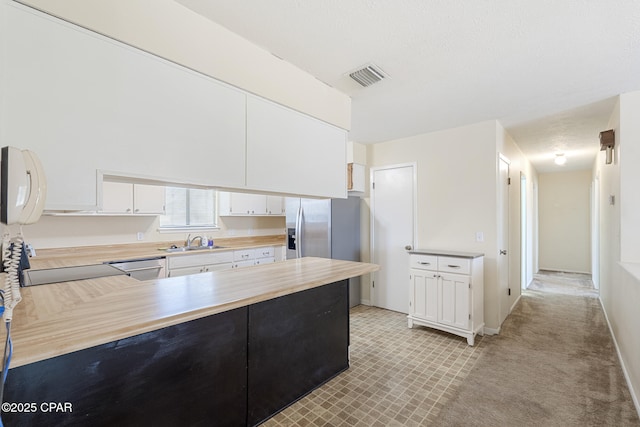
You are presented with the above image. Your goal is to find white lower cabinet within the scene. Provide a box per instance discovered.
[408,252,484,345]
[254,247,276,265]
[167,246,280,276]
[167,251,233,277]
[232,247,276,268]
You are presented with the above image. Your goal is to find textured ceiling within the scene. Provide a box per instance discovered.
[175,0,640,173]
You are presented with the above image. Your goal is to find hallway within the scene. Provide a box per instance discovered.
[435,270,639,426]
[527,270,599,298]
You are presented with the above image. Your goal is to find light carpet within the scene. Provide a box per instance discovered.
[434,272,639,426]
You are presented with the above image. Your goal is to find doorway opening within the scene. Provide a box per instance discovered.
[521,172,527,290]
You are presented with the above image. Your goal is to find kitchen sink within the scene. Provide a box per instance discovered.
[165,245,227,253]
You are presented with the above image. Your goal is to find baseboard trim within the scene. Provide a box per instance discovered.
[483,326,500,335]
[598,296,640,417]
[360,299,371,306]
[510,294,522,313]
[538,267,591,275]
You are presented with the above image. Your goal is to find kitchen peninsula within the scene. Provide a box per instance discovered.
[2,257,378,426]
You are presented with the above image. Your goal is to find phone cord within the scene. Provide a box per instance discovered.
[0,231,23,426]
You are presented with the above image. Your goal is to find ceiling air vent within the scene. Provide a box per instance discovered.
[349,64,386,87]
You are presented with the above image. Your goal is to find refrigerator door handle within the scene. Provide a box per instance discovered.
[296,205,303,258]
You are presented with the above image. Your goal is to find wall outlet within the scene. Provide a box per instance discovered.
[476,232,484,242]
[136,232,144,241]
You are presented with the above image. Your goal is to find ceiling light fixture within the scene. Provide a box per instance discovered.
[554,153,567,166]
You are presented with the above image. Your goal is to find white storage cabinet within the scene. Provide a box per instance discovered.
[101,182,165,215]
[167,251,234,277]
[232,247,276,268]
[218,192,284,216]
[408,251,484,345]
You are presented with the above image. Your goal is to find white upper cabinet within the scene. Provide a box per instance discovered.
[246,96,347,199]
[218,192,284,216]
[101,182,165,215]
[219,192,266,216]
[101,182,134,214]
[1,4,246,211]
[265,196,285,215]
[347,163,366,193]
[1,3,348,210]
[133,184,166,214]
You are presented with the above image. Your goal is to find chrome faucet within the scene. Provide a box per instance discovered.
[186,234,205,247]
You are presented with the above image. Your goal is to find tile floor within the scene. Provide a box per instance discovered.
[261,305,485,426]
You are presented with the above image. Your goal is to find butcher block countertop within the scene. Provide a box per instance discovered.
[5,257,378,368]
[28,234,286,270]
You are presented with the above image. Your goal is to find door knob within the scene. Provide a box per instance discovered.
[405,245,413,251]
[500,250,507,255]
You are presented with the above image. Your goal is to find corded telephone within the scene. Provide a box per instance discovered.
[0,146,47,321]
[1,146,47,226]
[0,146,47,424]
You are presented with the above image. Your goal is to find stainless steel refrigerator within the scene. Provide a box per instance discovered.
[286,196,361,307]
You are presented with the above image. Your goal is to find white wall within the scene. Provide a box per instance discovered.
[594,91,640,414]
[13,0,350,130]
[538,170,592,273]
[361,120,536,330]
[619,92,640,263]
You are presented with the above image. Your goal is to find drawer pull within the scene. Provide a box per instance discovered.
[418,262,431,265]
[447,264,461,269]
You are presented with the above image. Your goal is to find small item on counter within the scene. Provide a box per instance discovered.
[208,237,214,247]
[25,243,37,257]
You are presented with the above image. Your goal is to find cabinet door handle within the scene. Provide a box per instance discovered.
[447,265,461,269]
[418,262,431,265]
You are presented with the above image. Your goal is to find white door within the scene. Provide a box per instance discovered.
[498,155,510,325]
[371,164,415,314]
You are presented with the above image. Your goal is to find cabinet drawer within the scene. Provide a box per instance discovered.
[410,254,437,270]
[255,257,275,265]
[254,247,274,259]
[437,256,471,275]
[234,249,255,261]
[168,251,233,269]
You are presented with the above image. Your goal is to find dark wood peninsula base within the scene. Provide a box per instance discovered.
[3,280,349,426]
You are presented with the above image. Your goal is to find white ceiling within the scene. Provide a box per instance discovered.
[175,0,640,173]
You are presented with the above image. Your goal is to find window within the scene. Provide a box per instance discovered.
[160,187,217,228]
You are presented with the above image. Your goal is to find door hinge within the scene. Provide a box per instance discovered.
[372,182,375,190]
[469,314,471,320]
[468,283,471,289]
[372,281,375,288]
[508,288,511,296]
[508,177,511,185]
